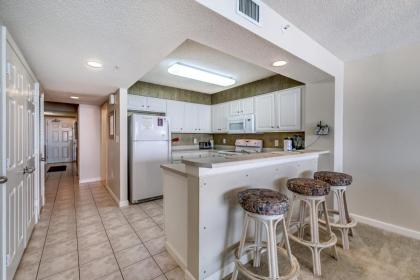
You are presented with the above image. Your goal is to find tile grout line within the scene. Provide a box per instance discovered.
[88,182,125,279]
[126,202,169,280]
[72,163,81,280]
[34,170,62,280]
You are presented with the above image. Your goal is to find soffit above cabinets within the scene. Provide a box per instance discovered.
[140,40,275,94]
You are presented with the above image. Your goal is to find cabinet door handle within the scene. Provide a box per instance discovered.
[0,176,7,184]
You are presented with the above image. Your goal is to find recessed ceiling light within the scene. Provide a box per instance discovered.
[168,63,236,87]
[86,60,103,69]
[272,60,288,67]
[70,96,79,100]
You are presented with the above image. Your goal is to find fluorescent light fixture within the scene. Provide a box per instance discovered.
[168,63,235,87]
[70,96,79,100]
[86,60,103,69]
[272,60,288,67]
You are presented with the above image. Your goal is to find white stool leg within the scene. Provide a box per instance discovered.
[298,201,306,239]
[281,218,293,265]
[232,213,250,280]
[264,219,279,279]
[343,191,354,237]
[253,220,262,267]
[336,188,350,250]
[309,199,322,276]
[322,201,338,260]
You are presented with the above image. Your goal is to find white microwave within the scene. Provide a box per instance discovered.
[228,114,255,134]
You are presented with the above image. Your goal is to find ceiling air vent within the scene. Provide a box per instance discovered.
[237,0,262,26]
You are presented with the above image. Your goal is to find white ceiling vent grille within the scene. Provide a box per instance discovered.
[237,0,262,26]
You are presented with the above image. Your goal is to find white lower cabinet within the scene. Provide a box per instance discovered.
[255,87,301,132]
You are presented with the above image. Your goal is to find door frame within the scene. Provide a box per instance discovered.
[0,25,7,280]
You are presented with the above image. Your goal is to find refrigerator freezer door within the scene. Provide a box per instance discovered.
[132,114,169,141]
[130,140,169,202]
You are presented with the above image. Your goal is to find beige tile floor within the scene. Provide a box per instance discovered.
[14,164,181,280]
[14,163,420,280]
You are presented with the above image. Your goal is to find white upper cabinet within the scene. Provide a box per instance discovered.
[166,100,185,132]
[229,97,254,115]
[255,87,302,132]
[212,102,229,133]
[255,93,276,131]
[275,87,301,131]
[128,95,166,113]
[241,97,254,114]
[128,95,147,111]
[198,104,212,133]
[167,101,211,133]
[184,103,199,132]
[147,97,167,113]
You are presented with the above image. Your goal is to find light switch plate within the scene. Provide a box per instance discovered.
[193,138,198,144]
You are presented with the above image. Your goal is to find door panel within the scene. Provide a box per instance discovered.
[46,118,74,163]
[255,93,275,131]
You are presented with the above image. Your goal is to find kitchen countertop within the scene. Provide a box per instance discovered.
[162,149,329,171]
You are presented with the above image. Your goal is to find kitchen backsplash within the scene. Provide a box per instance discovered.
[212,132,305,149]
[171,133,213,146]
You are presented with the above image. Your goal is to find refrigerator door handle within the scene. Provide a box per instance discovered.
[168,120,172,162]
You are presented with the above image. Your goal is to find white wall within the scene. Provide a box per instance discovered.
[344,42,420,236]
[304,81,335,170]
[106,89,128,207]
[78,104,101,183]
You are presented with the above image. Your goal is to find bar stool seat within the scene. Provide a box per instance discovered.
[232,188,300,280]
[287,178,330,196]
[314,171,352,186]
[314,171,357,250]
[238,189,289,216]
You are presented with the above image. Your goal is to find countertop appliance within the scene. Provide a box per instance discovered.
[218,139,263,155]
[128,114,170,203]
[228,114,255,134]
[199,141,213,149]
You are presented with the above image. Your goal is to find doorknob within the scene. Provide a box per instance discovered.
[0,176,7,184]
[23,167,35,174]
[40,157,46,162]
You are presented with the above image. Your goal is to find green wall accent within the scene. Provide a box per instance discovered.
[213,131,305,149]
[211,75,303,104]
[129,81,211,105]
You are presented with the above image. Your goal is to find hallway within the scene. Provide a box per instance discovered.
[14,164,181,280]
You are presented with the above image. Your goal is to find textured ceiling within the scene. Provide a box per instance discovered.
[0,0,331,104]
[141,40,274,94]
[263,0,420,61]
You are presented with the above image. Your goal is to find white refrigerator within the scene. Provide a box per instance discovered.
[128,114,170,203]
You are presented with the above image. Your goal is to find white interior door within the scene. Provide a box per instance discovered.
[3,27,37,280]
[46,118,74,163]
[39,94,45,208]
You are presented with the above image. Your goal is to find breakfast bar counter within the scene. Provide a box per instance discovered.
[161,150,329,280]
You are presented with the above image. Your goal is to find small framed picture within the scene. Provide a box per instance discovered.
[109,111,115,139]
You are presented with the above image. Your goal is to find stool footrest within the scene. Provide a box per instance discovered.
[288,230,337,250]
[319,209,357,229]
[235,246,300,280]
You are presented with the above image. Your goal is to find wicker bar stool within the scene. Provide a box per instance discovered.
[286,178,337,276]
[314,171,357,250]
[232,189,300,280]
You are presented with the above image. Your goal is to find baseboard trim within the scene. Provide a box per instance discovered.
[79,177,102,184]
[105,184,129,208]
[165,241,187,270]
[352,213,420,240]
